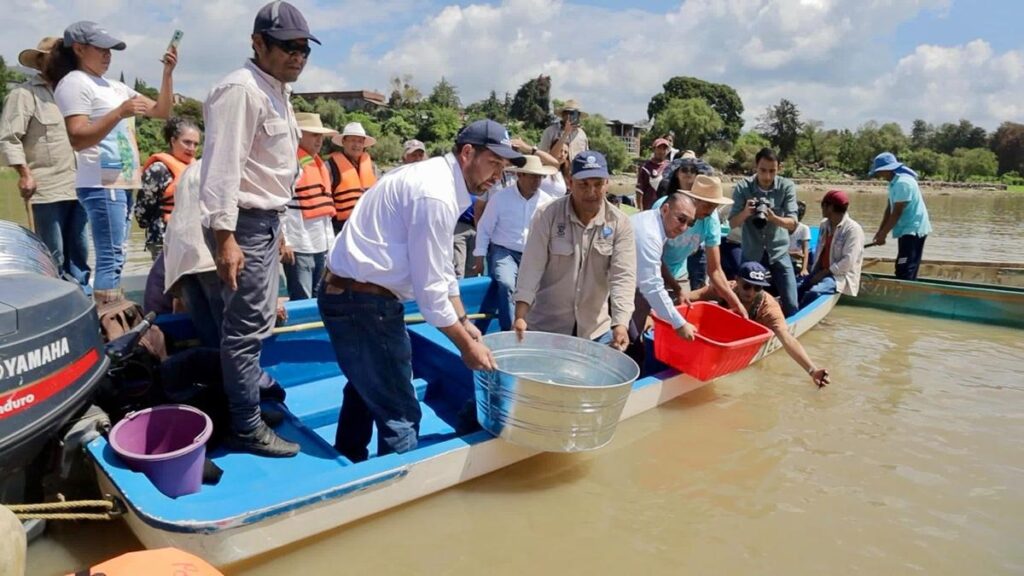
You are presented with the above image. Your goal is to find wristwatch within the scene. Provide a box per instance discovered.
[807,366,817,375]
[458,315,470,325]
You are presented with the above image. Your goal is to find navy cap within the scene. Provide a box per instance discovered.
[455,120,526,168]
[571,150,609,179]
[738,262,772,287]
[254,1,321,44]
[63,21,126,51]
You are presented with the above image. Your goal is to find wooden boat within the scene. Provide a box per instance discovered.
[860,257,1024,288]
[87,278,839,567]
[843,273,1024,329]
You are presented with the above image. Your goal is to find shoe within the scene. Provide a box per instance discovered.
[260,407,286,428]
[224,422,299,457]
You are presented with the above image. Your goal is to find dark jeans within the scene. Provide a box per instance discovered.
[318,287,421,462]
[31,200,91,291]
[487,244,521,331]
[798,274,837,309]
[203,208,281,433]
[178,270,224,349]
[720,239,742,280]
[283,251,327,301]
[761,253,799,317]
[77,188,131,290]
[895,235,927,280]
[686,247,707,289]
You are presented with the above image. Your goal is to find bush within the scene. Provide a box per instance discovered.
[580,114,630,174]
[703,148,732,173]
[373,134,403,166]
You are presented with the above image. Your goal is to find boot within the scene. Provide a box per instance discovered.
[223,422,299,457]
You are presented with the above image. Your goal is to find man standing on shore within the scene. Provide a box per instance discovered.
[635,137,671,209]
[200,0,318,457]
[869,152,931,280]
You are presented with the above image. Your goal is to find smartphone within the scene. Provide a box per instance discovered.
[162,30,183,63]
[568,110,581,125]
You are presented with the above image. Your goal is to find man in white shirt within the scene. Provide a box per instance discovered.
[471,155,556,331]
[199,0,318,457]
[798,189,864,308]
[320,119,522,462]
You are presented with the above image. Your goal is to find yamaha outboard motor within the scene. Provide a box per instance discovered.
[0,220,108,502]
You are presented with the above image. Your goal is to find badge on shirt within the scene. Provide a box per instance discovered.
[556,223,566,237]
[602,226,613,239]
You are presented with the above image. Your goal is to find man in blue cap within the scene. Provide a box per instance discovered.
[319,119,522,463]
[514,150,637,351]
[199,0,320,457]
[868,152,932,279]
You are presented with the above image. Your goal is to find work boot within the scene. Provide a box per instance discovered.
[224,422,299,458]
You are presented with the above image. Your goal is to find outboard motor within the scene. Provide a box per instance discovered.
[0,220,108,501]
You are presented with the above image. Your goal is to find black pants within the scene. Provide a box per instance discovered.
[895,235,927,280]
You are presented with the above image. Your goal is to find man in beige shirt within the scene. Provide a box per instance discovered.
[539,99,589,166]
[514,150,636,350]
[0,37,89,289]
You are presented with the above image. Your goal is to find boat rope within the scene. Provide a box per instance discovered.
[5,496,123,521]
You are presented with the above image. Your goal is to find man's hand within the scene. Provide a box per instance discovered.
[17,172,37,200]
[280,242,295,266]
[470,255,484,276]
[214,232,244,291]
[610,325,628,351]
[161,46,178,74]
[461,341,497,371]
[118,96,150,119]
[872,231,887,246]
[811,368,830,388]
[675,323,696,341]
[276,298,288,325]
[463,318,483,342]
[509,137,532,153]
[513,318,527,342]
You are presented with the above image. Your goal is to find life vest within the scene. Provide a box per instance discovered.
[68,547,223,576]
[327,151,377,222]
[141,152,192,222]
[290,150,336,220]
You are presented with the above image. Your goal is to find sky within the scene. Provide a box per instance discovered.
[3,0,1022,131]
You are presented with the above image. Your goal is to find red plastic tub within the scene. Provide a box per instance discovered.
[651,302,772,381]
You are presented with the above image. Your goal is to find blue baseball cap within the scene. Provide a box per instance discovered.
[571,150,609,179]
[63,21,126,51]
[455,120,526,167]
[254,1,321,44]
[738,262,772,287]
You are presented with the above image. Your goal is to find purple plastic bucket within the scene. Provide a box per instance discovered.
[109,404,213,498]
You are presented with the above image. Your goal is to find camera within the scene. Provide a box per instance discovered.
[750,198,772,229]
[567,110,581,125]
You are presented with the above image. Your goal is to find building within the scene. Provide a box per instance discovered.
[294,90,387,113]
[606,119,652,156]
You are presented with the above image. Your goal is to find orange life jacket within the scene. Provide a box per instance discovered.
[290,150,336,220]
[328,151,377,222]
[67,547,223,576]
[141,152,192,222]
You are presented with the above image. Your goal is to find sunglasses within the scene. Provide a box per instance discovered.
[673,214,695,227]
[737,280,763,293]
[263,34,311,58]
[677,167,699,175]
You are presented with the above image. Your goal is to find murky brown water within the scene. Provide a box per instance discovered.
[5,179,1024,575]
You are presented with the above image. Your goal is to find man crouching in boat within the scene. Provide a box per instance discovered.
[692,262,830,388]
[319,120,521,462]
[798,189,864,309]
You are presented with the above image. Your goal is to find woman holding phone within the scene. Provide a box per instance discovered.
[50,21,176,302]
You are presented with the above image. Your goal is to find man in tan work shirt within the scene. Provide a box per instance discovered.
[514,150,636,350]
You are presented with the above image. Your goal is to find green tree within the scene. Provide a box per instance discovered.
[756,99,801,160]
[291,95,315,113]
[465,90,508,123]
[172,98,204,131]
[703,148,733,173]
[133,78,159,100]
[0,56,28,113]
[910,119,933,150]
[903,148,947,179]
[381,112,418,141]
[508,75,551,130]
[646,76,744,142]
[990,121,1024,176]
[387,74,422,109]
[416,106,462,144]
[135,117,165,160]
[373,134,404,166]
[311,97,346,133]
[649,98,723,154]
[732,132,772,172]
[930,120,988,154]
[947,147,998,181]
[427,77,461,110]
[580,114,629,174]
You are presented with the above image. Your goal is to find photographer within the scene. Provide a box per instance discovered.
[728,148,800,316]
[539,99,589,172]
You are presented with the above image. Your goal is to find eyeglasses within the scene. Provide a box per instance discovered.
[262,34,311,58]
[673,214,695,227]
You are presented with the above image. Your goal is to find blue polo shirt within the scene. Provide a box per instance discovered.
[652,195,721,279]
[888,173,932,238]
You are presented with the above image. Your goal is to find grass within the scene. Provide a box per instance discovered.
[1008,185,1024,193]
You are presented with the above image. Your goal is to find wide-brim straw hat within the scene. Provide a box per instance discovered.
[331,122,376,148]
[680,175,733,206]
[18,37,60,71]
[294,112,337,135]
[555,99,588,117]
[508,155,558,176]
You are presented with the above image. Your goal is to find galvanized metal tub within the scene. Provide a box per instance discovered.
[474,331,640,452]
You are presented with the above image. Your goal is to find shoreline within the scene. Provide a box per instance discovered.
[607,174,1011,197]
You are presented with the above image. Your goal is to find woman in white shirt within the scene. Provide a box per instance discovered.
[50,21,175,301]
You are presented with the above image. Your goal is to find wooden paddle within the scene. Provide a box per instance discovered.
[23,199,35,233]
[863,242,878,249]
[272,312,491,335]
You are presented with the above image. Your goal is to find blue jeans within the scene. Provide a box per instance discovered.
[720,239,743,280]
[798,275,837,309]
[896,235,927,280]
[318,288,421,462]
[687,247,707,289]
[178,270,224,349]
[487,244,521,331]
[31,200,91,291]
[283,251,326,301]
[77,188,130,290]
[762,253,799,317]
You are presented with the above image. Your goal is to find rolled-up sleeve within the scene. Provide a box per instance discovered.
[473,193,499,257]
[636,221,685,328]
[0,89,32,166]
[199,84,258,231]
[514,203,552,306]
[406,197,459,327]
[608,217,637,328]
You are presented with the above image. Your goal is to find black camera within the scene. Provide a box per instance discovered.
[751,198,772,229]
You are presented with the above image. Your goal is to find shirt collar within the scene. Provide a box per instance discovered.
[245,59,291,97]
[444,153,473,213]
[566,196,607,228]
[30,74,48,87]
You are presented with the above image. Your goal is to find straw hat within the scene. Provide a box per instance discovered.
[331,122,376,148]
[555,99,587,117]
[294,113,337,135]
[680,175,733,206]
[508,155,558,176]
[18,37,60,71]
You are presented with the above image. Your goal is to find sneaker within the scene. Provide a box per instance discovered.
[260,407,286,428]
[224,422,299,457]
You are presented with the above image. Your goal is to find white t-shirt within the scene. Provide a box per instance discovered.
[789,222,810,252]
[540,172,567,196]
[54,71,141,190]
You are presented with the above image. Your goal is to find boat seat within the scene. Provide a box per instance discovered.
[284,375,429,429]
[311,399,457,458]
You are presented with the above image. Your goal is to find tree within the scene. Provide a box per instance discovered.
[649,98,723,154]
[135,117,165,160]
[508,75,551,130]
[580,114,629,174]
[416,106,462,144]
[990,122,1024,176]
[947,147,998,181]
[756,99,801,160]
[373,134,404,166]
[910,119,933,150]
[930,120,987,154]
[381,112,418,141]
[133,78,159,100]
[732,132,772,172]
[387,74,422,109]
[427,77,461,110]
[0,56,28,114]
[903,148,947,179]
[646,76,744,142]
[172,98,204,131]
[465,90,508,123]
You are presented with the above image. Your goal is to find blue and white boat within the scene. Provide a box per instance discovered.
[89,277,838,567]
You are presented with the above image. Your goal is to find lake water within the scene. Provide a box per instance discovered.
[4,178,1023,575]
